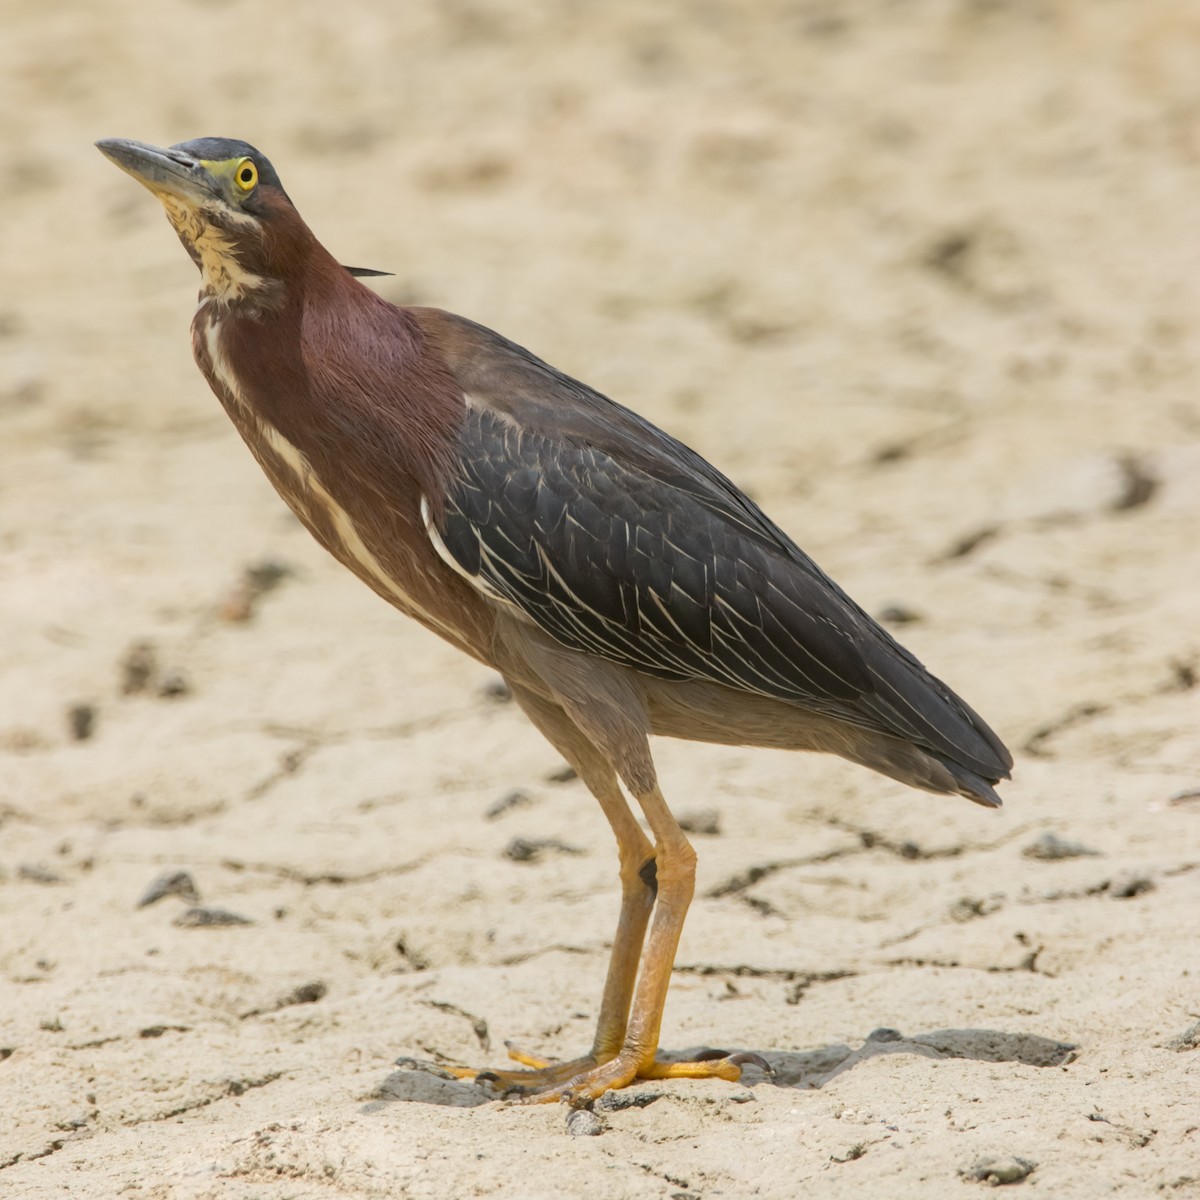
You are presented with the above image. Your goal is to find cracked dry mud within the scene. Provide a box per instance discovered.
[2,2,1199,1197]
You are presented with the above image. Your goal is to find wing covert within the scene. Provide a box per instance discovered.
[438,406,876,719]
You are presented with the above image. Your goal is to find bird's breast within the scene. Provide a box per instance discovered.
[192,310,485,653]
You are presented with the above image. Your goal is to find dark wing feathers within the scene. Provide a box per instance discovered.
[419,309,1013,784]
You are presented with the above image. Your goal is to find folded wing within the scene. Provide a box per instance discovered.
[419,309,1012,788]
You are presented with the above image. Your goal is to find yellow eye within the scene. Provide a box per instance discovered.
[233,158,258,192]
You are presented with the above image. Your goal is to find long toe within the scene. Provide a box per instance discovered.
[446,1051,603,1094]
[642,1050,773,1082]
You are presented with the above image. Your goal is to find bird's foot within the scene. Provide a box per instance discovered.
[450,1042,769,1105]
[525,1047,770,1106]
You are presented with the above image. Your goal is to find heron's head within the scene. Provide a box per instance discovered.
[97,136,310,304]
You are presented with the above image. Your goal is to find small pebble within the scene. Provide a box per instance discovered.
[53,1113,91,1132]
[1106,871,1155,899]
[949,895,1004,922]
[244,559,293,594]
[481,678,512,703]
[960,1155,1037,1186]
[136,870,200,908]
[545,763,578,784]
[67,703,96,741]
[157,670,191,698]
[284,981,327,1006]
[596,1088,665,1112]
[172,906,253,927]
[866,1027,903,1044]
[678,808,721,836]
[877,603,922,626]
[831,1143,867,1163]
[239,981,328,1020]
[939,524,1000,563]
[120,641,158,695]
[1166,1021,1200,1052]
[1022,832,1098,861]
[485,790,531,820]
[18,864,64,885]
[504,836,583,862]
[566,1108,605,1137]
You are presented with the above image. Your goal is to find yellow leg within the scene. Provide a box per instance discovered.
[525,783,760,1105]
[446,674,762,1103]
[586,771,657,1060]
[447,685,655,1090]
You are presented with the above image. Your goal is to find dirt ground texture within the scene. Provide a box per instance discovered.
[2,1,1198,1196]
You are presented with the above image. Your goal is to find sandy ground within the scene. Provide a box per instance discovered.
[2,1,1199,1196]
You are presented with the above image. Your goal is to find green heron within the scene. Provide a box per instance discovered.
[97,137,1012,1105]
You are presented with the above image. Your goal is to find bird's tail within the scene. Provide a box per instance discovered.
[942,761,1005,809]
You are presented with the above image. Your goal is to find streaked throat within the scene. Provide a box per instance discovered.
[161,198,276,306]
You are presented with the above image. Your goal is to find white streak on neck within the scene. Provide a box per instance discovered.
[203,317,247,411]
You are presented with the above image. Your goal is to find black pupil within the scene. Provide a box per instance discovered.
[240,167,253,183]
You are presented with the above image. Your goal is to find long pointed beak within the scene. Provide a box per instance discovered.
[95,138,219,205]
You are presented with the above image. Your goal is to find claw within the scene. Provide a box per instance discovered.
[690,1046,734,1061]
[727,1051,775,1078]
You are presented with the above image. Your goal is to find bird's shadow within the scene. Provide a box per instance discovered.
[363,1027,1077,1110]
